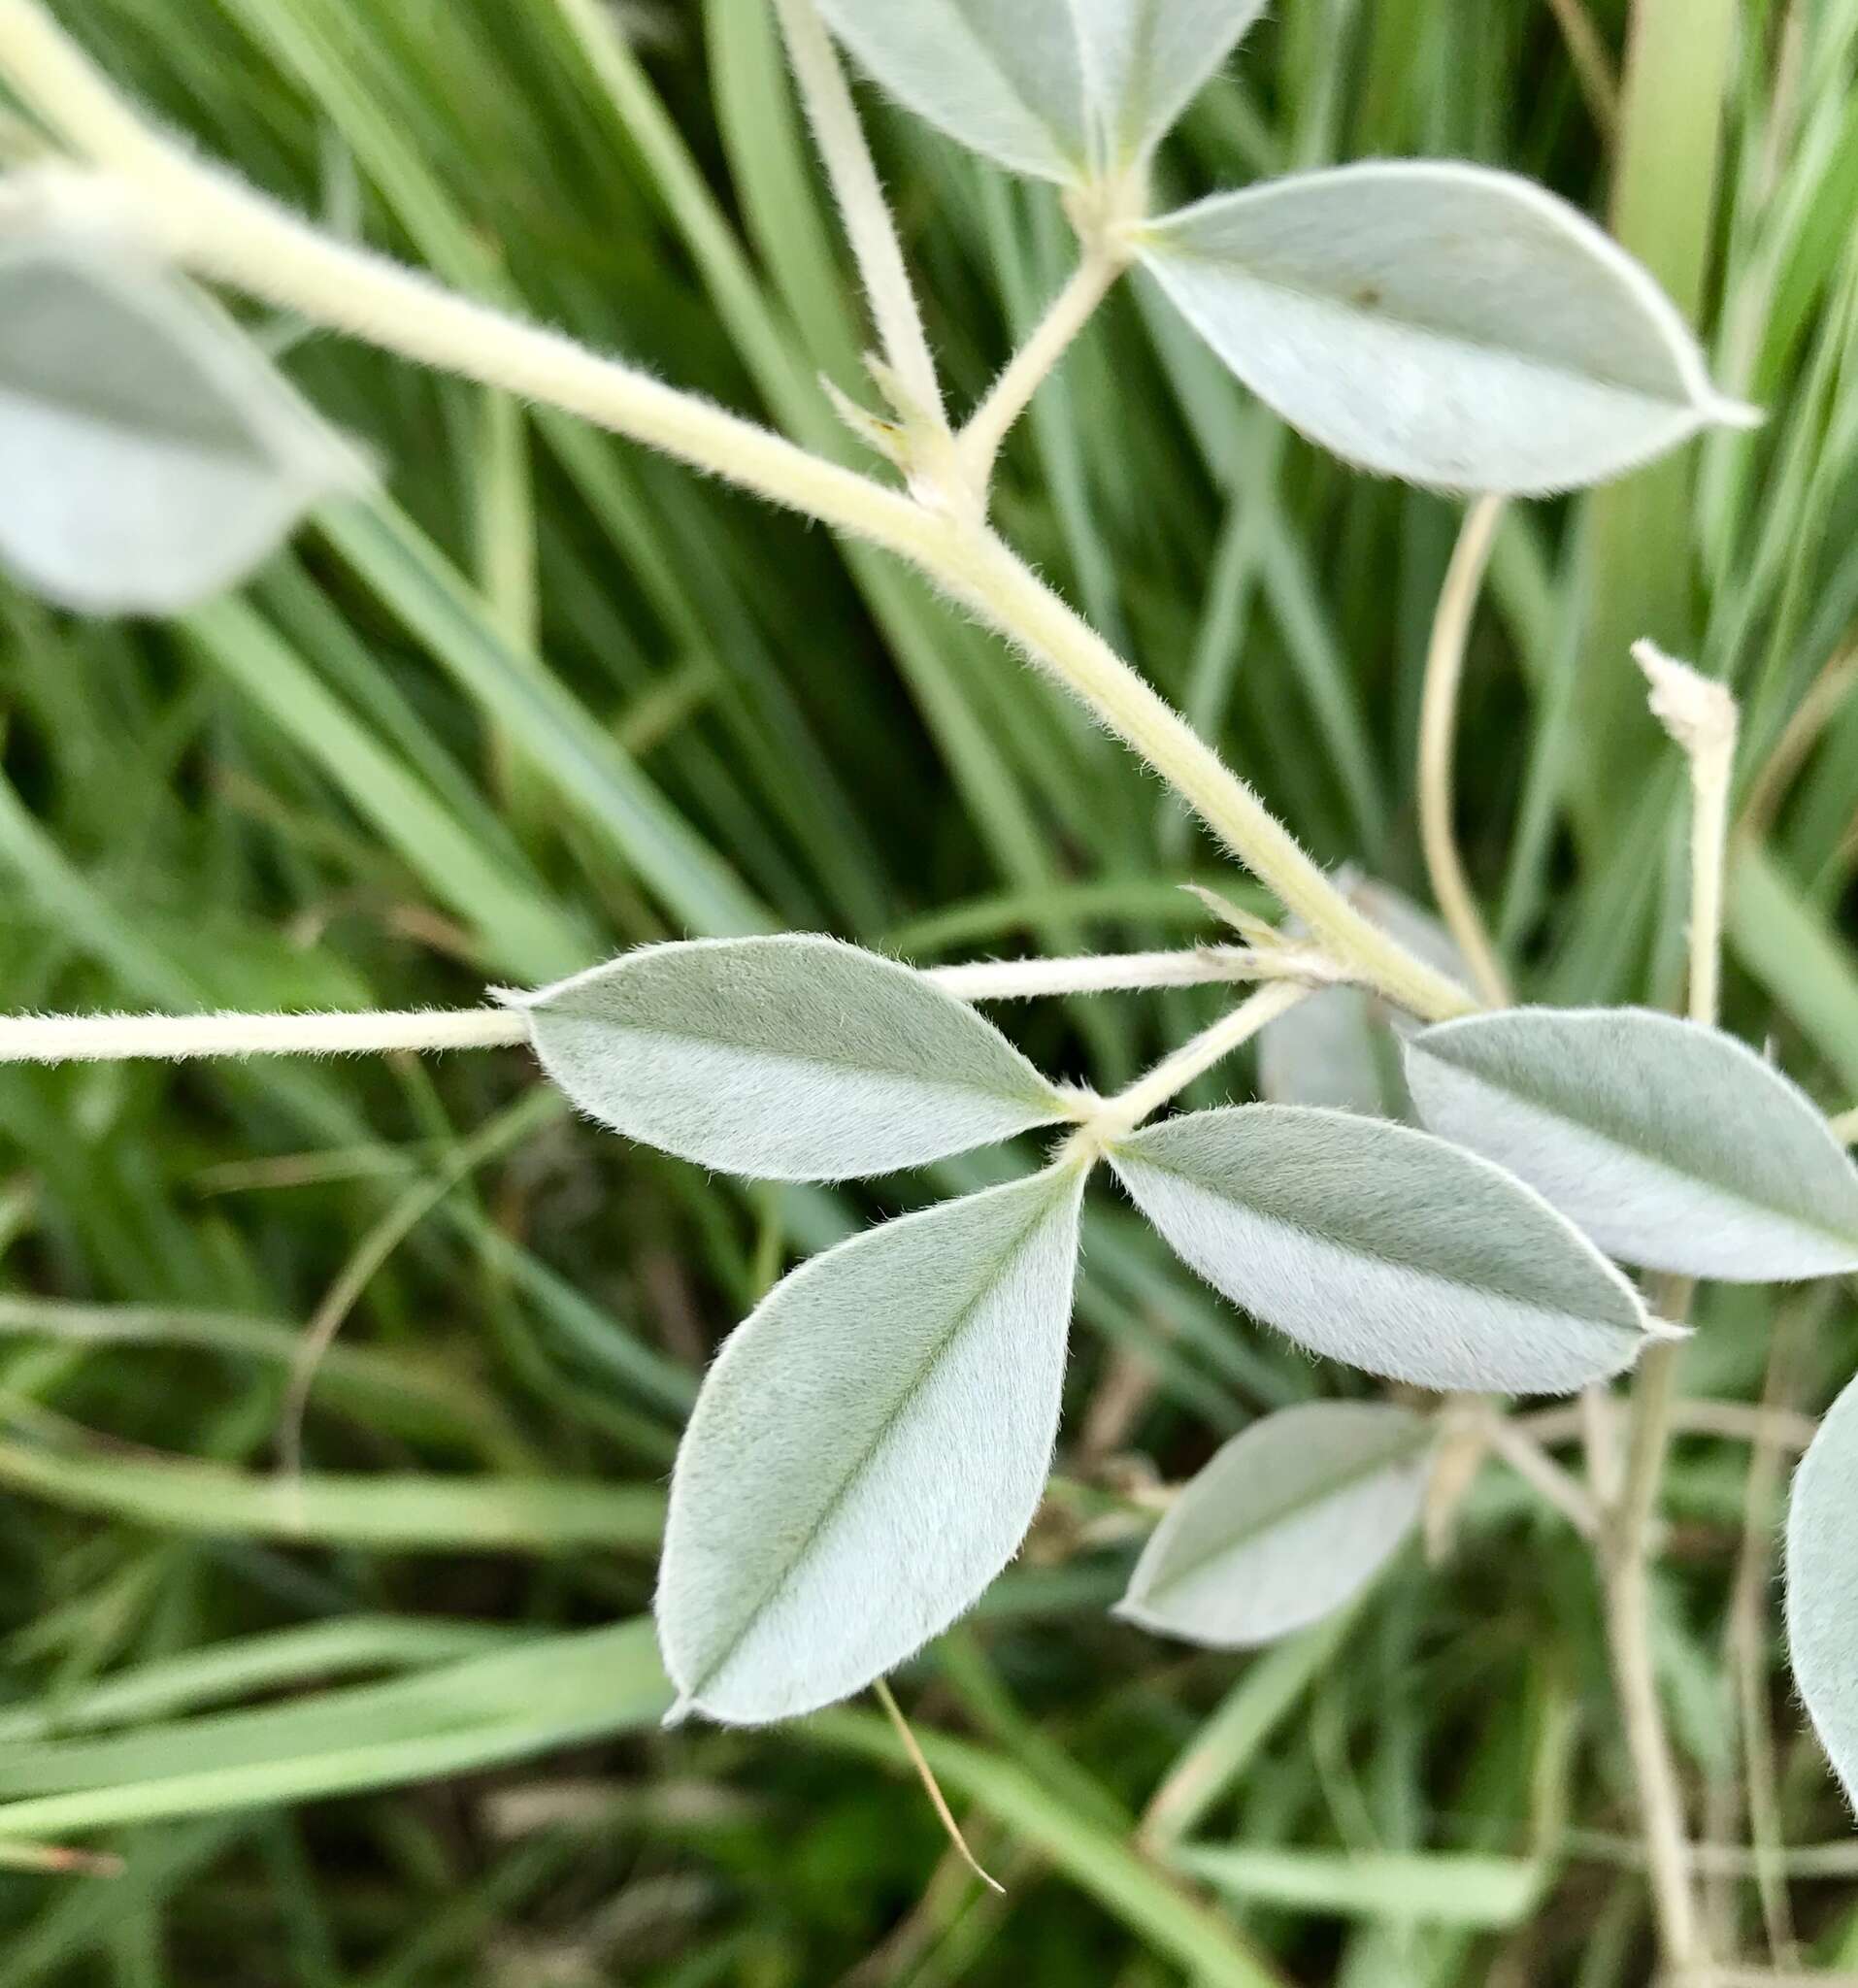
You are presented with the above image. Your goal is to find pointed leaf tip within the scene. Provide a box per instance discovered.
[1111,1104,1650,1395]
[1140,160,1740,494]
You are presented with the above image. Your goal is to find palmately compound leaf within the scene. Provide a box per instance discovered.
[1259,875,1467,1119]
[1786,1371,1858,1810]
[657,1165,1086,1725]
[1118,1401,1432,1648]
[813,0,1266,185]
[1406,1008,1858,1281]
[1110,1106,1652,1395]
[1137,161,1751,495]
[0,233,369,614]
[512,936,1068,1180]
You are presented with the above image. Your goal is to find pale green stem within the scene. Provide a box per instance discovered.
[0,2,1471,1028]
[1086,980,1312,1143]
[955,247,1126,497]
[1603,643,1740,1976]
[770,0,947,432]
[0,949,1342,1063]
[1416,494,1511,1006]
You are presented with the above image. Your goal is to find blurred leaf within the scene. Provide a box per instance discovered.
[1786,1370,1858,1810]
[1119,1402,1430,1647]
[0,234,367,613]
[813,0,1267,183]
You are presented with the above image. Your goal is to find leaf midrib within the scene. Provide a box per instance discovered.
[686,1174,1073,1704]
[1427,1053,1858,1253]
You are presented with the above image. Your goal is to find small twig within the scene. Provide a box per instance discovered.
[871,1678,1004,1895]
[1524,1398,1818,1455]
[1599,643,1741,1978]
[1081,980,1313,1143]
[956,246,1127,499]
[1417,493,1510,1006]
[1479,1411,1604,1540]
[0,949,1344,1066]
[771,0,946,436]
[1738,641,1858,840]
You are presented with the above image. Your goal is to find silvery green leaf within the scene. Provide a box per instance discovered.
[1406,1008,1858,1281]
[1259,877,1467,1118]
[657,1165,1085,1725]
[1138,161,1752,495]
[1118,1401,1432,1648]
[1786,1371,1858,1810]
[1110,1106,1651,1395]
[513,936,1067,1180]
[0,234,369,614]
[813,0,1266,184]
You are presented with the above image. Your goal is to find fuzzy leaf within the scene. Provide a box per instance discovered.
[1118,1401,1431,1647]
[1786,1371,1858,1810]
[813,0,1266,183]
[514,936,1067,1180]
[657,1166,1085,1724]
[1138,161,1749,494]
[1259,876,1466,1118]
[0,235,368,614]
[1406,1007,1858,1280]
[1110,1106,1651,1395]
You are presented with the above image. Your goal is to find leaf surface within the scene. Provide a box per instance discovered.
[1786,1372,1858,1810]
[516,936,1066,1179]
[1407,1007,1858,1279]
[1139,162,1746,493]
[657,1166,1085,1724]
[1111,1106,1651,1394]
[1119,1401,1431,1646]
[813,0,1266,182]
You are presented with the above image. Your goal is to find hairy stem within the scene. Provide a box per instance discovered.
[1417,494,1511,1006]
[770,0,947,432]
[956,247,1126,498]
[1090,980,1311,1139]
[0,949,1344,1064]
[0,1,1470,1027]
[0,1010,529,1062]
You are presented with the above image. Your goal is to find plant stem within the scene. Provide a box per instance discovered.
[1543,0,1621,138]
[956,248,1125,497]
[1601,643,1740,1976]
[0,949,1346,1064]
[1092,981,1311,1137]
[0,1010,529,1062]
[770,0,947,433]
[1416,494,1511,1006]
[925,946,1340,1001]
[0,2,1471,1028]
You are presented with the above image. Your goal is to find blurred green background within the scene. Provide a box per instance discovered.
[1,0,1857,1979]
